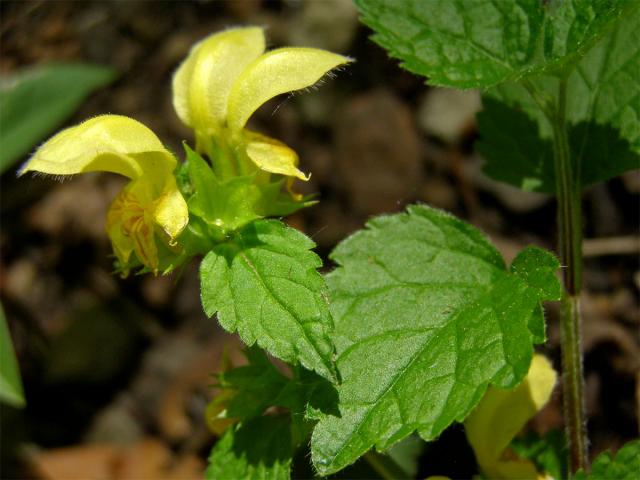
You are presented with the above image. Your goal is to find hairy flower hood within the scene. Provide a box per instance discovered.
[20,115,188,274]
[172,26,351,181]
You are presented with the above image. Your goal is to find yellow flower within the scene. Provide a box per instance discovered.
[172,26,351,181]
[19,115,188,275]
[464,354,558,480]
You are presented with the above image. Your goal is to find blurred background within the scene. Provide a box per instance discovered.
[1,1,638,478]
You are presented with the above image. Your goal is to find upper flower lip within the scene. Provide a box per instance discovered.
[19,114,189,265]
[18,115,176,180]
[173,26,352,135]
[172,26,352,180]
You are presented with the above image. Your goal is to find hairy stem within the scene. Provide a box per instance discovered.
[552,77,588,474]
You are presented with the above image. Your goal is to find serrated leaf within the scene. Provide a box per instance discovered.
[200,219,336,381]
[0,305,25,407]
[310,204,560,475]
[206,415,293,480]
[0,63,115,173]
[478,97,640,193]
[574,439,640,480]
[219,347,290,420]
[479,8,640,192]
[354,0,629,89]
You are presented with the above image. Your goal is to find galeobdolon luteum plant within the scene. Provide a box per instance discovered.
[17,8,640,479]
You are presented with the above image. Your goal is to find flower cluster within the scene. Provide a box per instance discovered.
[20,27,350,275]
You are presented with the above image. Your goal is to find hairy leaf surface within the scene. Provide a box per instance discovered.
[354,0,629,88]
[311,205,560,474]
[478,7,640,193]
[200,220,335,381]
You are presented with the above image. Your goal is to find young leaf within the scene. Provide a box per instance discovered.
[219,347,290,420]
[354,0,629,88]
[0,305,25,408]
[206,415,293,480]
[311,205,560,475]
[573,439,640,480]
[200,219,336,381]
[0,63,115,173]
[479,8,640,193]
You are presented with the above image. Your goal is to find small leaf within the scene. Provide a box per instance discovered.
[0,304,25,407]
[574,439,640,480]
[0,63,116,173]
[311,204,560,475]
[206,415,293,480]
[354,0,629,88]
[200,219,336,381]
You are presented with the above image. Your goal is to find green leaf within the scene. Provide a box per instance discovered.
[566,6,640,154]
[511,430,568,480]
[211,347,338,456]
[216,347,337,421]
[479,8,640,193]
[0,304,25,407]
[219,347,290,421]
[200,219,336,382]
[206,415,293,480]
[476,96,555,192]
[354,0,629,88]
[0,63,116,173]
[478,96,640,193]
[310,204,560,475]
[574,439,640,480]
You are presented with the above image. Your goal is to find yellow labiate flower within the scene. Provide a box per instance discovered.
[464,354,558,480]
[172,26,351,181]
[19,115,189,275]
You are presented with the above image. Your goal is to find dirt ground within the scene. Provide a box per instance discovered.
[1,1,638,478]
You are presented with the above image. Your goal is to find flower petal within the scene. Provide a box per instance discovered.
[172,27,265,133]
[464,354,557,480]
[152,175,189,242]
[19,115,175,179]
[227,47,352,132]
[244,130,309,180]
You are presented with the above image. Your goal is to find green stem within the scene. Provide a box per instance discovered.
[552,77,588,475]
[363,451,409,480]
